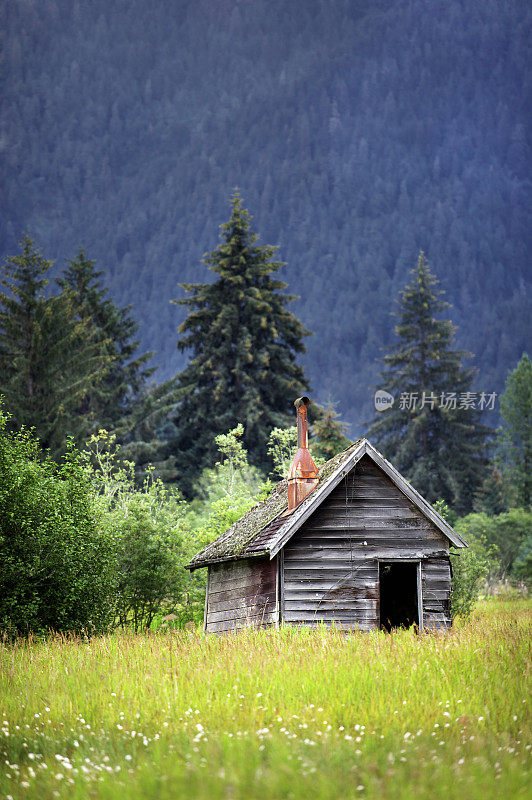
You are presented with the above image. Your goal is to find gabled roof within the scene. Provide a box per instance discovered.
[186,438,467,570]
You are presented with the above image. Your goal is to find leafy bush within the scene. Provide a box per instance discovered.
[267,426,298,478]
[181,425,269,624]
[435,499,492,620]
[513,533,532,586]
[0,411,115,636]
[187,424,267,531]
[489,509,532,577]
[193,424,264,504]
[454,509,532,578]
[449,547,491,621]
[84,431,196,630]
[0,414,269,636]
[446,507,532,619]
[0,413,206,635]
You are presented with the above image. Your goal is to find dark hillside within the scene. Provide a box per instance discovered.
[1,0,530,431]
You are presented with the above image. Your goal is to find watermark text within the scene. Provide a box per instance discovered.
[374,390,498,412]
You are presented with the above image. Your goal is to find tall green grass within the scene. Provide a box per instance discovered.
[1,598,530,799]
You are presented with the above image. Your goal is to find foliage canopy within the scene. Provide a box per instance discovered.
[0,238,108,458]
[57,250,155,439]
[172,192,309,495]
[367,253,489,514]
[0,409,115,636]
[496,353,531,508]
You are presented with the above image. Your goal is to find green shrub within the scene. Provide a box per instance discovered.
[513,532,532,586]
[84,431,195,630]
[435,500,492,620]
[449,546,490,620]
[0,411,115,636]
[454,508,532,578]
[489,508,532,576]
[447,507,532,619]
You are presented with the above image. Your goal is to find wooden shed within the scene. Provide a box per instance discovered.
[186,405,467,633]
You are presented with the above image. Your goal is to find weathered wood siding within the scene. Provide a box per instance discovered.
[421,556,452,630]
[281,455,450,630]
[205,556,278,633]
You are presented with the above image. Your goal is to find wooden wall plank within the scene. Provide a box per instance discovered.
[319,506,420,517]
[209,561,271,583]
[207,620,276,633]
[208,581,277,603]
[423,615,452,631]
[421,557,451,629]
[208,593,277,614]
[422,589,450,600]
[284,586,377,601]
[284,549,447,569]
[286,538,441,555]
[285,598,377,610]
[278,621,376,632]
[207,607,277,625]
[206,556,278,634]
[203,567,210,633]
[283,609,379,622]
[291,529,441,541]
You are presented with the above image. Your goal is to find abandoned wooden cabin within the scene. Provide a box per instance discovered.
[186,397,467,633]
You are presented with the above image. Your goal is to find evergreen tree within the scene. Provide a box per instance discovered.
[366,252,489,514]
[172,192,310,495]
[0,238,108,457]
[57,251,155,437]
[120,376,181,484]
[473,467,512,515]
[496,353,532,507]
[311,400,352,462]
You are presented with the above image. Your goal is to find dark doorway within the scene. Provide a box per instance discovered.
[379,562,419,631]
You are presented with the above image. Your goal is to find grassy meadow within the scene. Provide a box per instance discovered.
[1,598,530,800]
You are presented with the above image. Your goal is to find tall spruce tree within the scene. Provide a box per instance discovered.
[120,377,181,484]
[473,467,512,515]
[496,353,531,508]
[0,238,108,457]
[172,192,310,495]
[367,252,489,514]
[57,251,155,438]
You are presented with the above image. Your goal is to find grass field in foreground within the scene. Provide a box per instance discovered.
[0,598,530,800]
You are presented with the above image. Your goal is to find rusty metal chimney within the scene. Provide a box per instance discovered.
[286,396,319,511]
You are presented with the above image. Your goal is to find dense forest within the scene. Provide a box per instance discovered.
[1,0,530,431]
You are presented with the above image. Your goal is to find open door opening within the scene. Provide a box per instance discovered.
[379,562,419,632]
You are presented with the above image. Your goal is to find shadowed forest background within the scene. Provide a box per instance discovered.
[1,0,530,431]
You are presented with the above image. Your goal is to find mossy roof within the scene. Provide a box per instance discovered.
[186,437,467,570]
[186,441,361,570]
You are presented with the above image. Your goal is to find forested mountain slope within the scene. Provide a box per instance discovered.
[1,0,530,432]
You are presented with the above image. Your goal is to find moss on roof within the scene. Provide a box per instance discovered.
[315,440,361,483]
[186,440,361,570]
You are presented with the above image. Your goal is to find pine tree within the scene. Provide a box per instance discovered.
[496,353,532,507]
[311,400,352,462]
[473,467,512,515]
[0,238,108,457]
[172,192,310,495]
[120,377,181,484]
[57,251,155,437]
[366,252,489,514]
